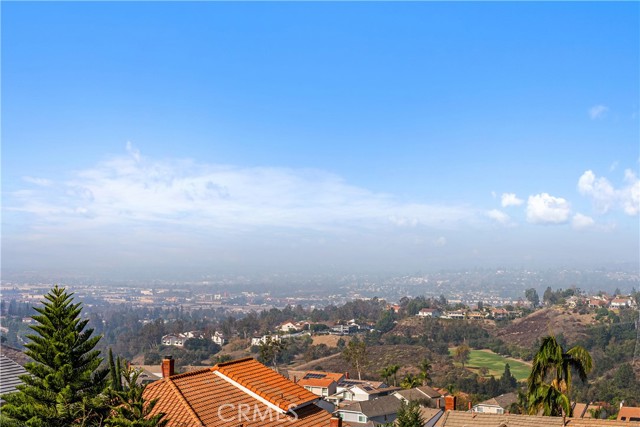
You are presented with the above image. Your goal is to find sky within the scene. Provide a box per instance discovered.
[2,2,639,280]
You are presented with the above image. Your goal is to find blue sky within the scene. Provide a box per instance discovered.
[2,2,639,279]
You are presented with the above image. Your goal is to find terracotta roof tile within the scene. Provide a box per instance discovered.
[435,411,640,427]
[143,358,332,427]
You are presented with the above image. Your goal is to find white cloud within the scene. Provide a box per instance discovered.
[433,236,447,247]
[621,169,640,216]
[578,169,639,216]
[6,145,475,234]
[526,193,571,224]
[571,213,595,230]
[487,209,511,225]
[22,176,52,187]
[501,193,524,207]
[589,104,608,119]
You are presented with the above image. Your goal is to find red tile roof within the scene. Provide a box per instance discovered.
[144,358,333,427]
[297,377,335,388]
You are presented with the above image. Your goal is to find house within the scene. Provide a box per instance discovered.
[212,331,226,346]
[394,386,443,408]
[618,406,640,422]
[0,354,27,405]
[279,321,299,333]
[471,392,517,414]
[327,379,399,404]
[330,325,358,335]
[251,334,281,346]
[161,333,186,347]
[589,299,608,309]
[491,308,509,320]
[289,371,346,399]
[443,311,465,320]
[610,297,635,309]
[417,308,441,318]
[335,395,402,425]
[466,312,485,321]
[144,356,339,427]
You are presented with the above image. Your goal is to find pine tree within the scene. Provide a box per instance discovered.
[395,401,425,427]
[0,286,109,427]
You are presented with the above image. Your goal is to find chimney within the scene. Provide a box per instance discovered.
[445,395,457,411]
[468,401,472,410]
[329,416,343,427]
[344,372,349,380]
[162,355,175,378]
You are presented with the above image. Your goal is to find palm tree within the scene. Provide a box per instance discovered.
[418,358,432,385]
[379,366,392,384]
[400,373,422,389]
[388,364,400,387]
[527,335,592,417]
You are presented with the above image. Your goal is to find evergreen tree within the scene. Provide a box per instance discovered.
[342,337,369,381]
[0,286,109,427]
[395,401,425,427]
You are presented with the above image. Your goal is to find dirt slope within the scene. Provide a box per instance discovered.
[496,307,593,349]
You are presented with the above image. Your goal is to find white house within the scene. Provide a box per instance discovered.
[279,321,299,333]
[161,334,186,347]
[251,334,281,346]
[471,392,517,414]
[610,297,636,309]
[212,331,226,346]
[417,308,441,318]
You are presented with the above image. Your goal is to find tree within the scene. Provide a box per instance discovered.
[342,337,368,380]
[400,373,422,389]
[258,336,286,370]
[388,364,400,386]
[527,335,592,417]
[418,358,432,385]
[105,366,168,427]
[0,286,109,427]
[525,288,540,308]
[379,366,393,384]
[395,401,425,427]
[453,344,470,368]
[500,363,518,391]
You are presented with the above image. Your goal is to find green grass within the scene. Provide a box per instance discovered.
[449,348,531,381]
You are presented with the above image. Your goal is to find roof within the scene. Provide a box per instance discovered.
[339,395,403,418]
[618,406,640,422]
[395,385,442,402]
[0,345,31,366]
[476,392,518,409]
[298,377,336,388]
[0,355,27,403]
[143,357,332,427]
[435,411,640,427]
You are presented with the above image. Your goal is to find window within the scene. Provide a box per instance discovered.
[497,408,504,414]
[358,415,366,422]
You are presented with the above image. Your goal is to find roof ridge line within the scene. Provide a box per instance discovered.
[165,378,205,427]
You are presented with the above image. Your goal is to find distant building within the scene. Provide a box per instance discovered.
[251,334,281,346]
[471,392,518,414]
[417,308,441,318]
[161,334,186,347]
[212,331,226,346]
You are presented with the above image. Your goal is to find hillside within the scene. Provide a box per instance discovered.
[495,307,593,349]
[290,344,449,383]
